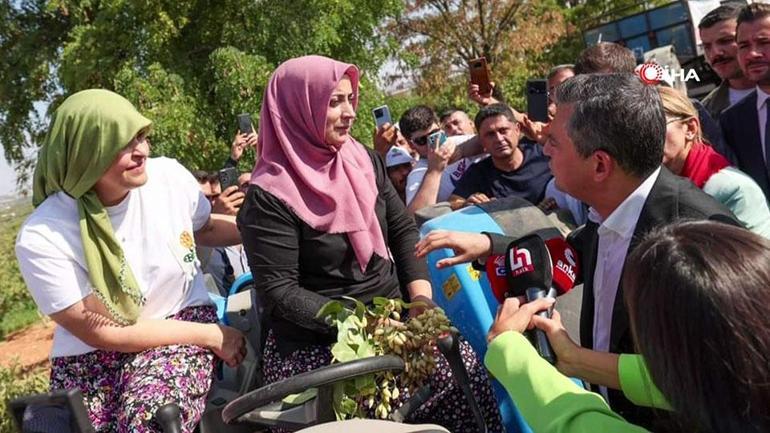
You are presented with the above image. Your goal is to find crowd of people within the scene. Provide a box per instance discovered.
[11,2,770,433]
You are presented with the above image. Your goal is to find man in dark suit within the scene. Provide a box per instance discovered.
[416,73,739,430]
[720,3,770,200]
[699,3,755,120]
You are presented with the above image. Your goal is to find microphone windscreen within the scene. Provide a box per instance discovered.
[485,254,509,303]
[505,234,552,296]
[544,237,580,295]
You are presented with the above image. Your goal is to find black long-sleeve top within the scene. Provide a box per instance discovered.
[237,148,429,355]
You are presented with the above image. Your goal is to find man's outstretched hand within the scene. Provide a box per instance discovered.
[415,230,492,268]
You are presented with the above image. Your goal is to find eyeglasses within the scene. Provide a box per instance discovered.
[666,116,691,125]
[411,128,440,147]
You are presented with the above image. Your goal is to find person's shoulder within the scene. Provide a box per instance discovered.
[146,156,188,178]
[722,90,757,118]
[701,81,726,104]
[17,195,78,253]
[21,194,77,228]
[662,171,736,219]
[706,167,764,197]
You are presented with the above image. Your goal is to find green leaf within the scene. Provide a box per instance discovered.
[282,388,318,406]
[331,342,358,363]
[356,342,375,358]
[372,297,390,306]
[316,300,344,320]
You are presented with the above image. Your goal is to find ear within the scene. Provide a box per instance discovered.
[684,117,699,141]
[592,150,615,183]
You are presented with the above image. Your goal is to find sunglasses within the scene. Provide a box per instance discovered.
[411,128,441,147]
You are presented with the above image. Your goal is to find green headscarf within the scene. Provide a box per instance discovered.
[32,89,152,325]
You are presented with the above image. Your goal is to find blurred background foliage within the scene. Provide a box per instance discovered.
[0,0,668,182]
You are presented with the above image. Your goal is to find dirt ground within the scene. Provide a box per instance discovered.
[0,321,54,372]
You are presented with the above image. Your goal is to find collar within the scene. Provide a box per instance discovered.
[755,86,770,110]
[590,167,662,238]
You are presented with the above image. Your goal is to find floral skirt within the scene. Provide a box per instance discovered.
[263,330,504,433]
[50,305,218,433]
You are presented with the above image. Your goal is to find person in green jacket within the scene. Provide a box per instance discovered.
[485,221,770,433]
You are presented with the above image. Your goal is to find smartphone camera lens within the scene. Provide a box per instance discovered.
[374,108,383,117]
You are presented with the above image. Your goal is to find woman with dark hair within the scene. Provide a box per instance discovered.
[237,55,503,431]
[484,221,770,432]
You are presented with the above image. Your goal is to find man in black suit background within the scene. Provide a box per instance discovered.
[721,3,770,200]
[417,73,739,430]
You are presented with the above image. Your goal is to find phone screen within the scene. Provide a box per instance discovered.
[526,79,549,123]
[427,131,447,151]
[237,113,254,134]
[373,105,392,128]
[218,168,239,191]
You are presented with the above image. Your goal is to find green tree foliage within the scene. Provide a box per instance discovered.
[0,0,403,183]
[391,0,671,112]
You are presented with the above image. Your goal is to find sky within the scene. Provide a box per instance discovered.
[0,154,18,197]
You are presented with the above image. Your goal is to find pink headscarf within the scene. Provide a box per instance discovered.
[251,55,388,271]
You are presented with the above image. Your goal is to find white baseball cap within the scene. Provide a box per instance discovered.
[386,146,414,168]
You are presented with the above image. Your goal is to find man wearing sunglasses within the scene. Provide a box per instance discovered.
[399,105,485,214]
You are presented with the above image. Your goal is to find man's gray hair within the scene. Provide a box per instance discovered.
[553,73,665,178]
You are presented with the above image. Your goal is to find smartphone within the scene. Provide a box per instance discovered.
[427,130,447,151]
[237,113,254,134]
[218,167,239,191]
[469,57,493,96]
[526,79,549,123]
[372,105,392,128]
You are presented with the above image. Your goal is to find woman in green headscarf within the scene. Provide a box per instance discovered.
[16,89,246,432]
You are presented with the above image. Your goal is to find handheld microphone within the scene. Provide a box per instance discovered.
[504,234,556,363]
[544,236,580,297]
[485,254,509,303]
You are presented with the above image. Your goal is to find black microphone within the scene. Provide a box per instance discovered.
[504,233,556,364]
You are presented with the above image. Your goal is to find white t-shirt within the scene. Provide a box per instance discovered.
[16,157,213,357]
[405,134,486,205]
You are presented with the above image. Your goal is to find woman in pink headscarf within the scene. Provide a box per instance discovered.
[237,55,503,431]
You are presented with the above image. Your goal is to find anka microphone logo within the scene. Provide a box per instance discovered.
[635,62,701,85]
[564,247,576,267]
[509,247,534,277]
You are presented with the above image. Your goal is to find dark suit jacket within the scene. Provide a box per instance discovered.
[567,168,739,428]
[720,91,770,199]
[701,80,731,120]
[488,167,740,430]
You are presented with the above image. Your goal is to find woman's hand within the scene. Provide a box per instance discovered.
[208,324,247,368]
[409,293,437,319]
[531,309,582,377]
[415,230,492,268]
[487,297,555,343]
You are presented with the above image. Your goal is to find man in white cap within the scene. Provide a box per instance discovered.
[386,146,415,203]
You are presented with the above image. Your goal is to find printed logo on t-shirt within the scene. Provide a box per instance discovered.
[179,231,196,263]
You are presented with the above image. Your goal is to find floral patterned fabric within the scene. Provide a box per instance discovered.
[263,329,505,433]
[49,305,217,433]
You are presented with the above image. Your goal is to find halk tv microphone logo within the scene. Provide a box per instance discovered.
[635,63,700,85]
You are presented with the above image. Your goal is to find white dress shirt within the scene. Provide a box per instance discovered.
[755,86,770,162]
[589,167,662,350]
[588,167,660,399]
